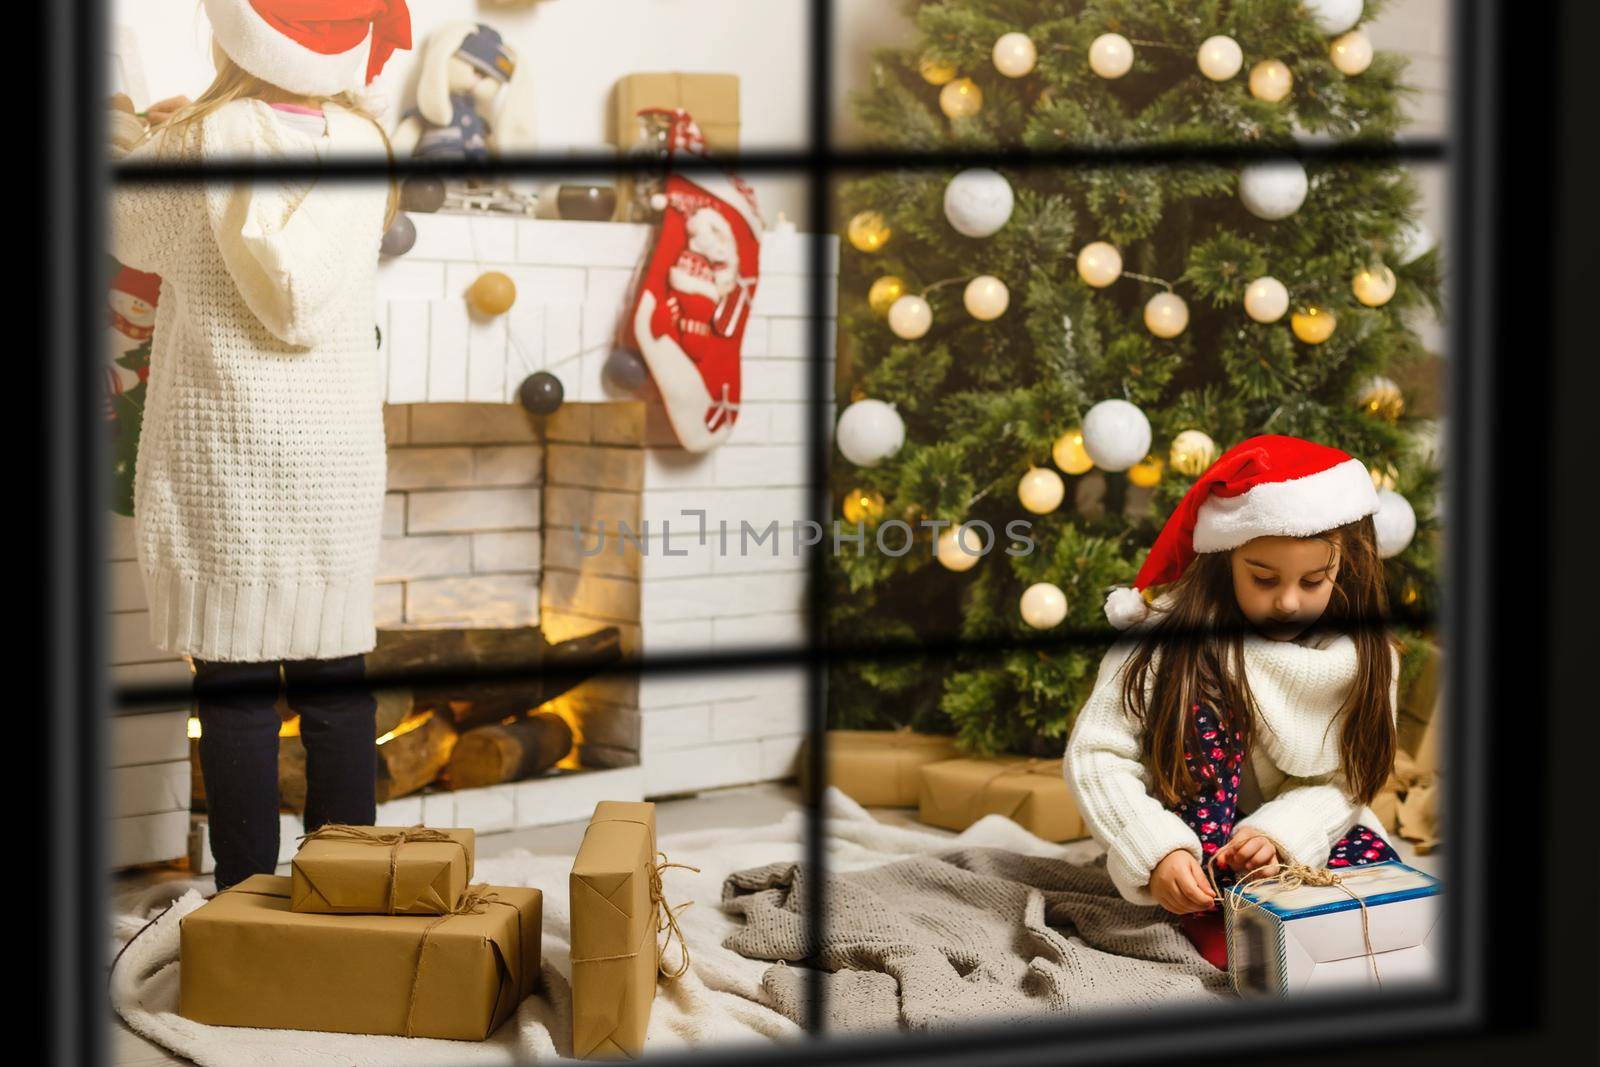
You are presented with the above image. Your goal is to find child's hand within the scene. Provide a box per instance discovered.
[1150,849,1217,914]
[145,95,193,125]
[1216,828,1279,877]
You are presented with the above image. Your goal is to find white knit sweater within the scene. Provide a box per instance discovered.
[1064,628,1398,906]
[110,101,389,662]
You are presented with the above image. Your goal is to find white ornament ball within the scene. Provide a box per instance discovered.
[1196,35,1244,81]
[1020,582,1069,629]
[1018,467,1066,514]
[1305,0,1364,35]
[943,168,1015,238]
[936,525,984,572]
[1076,241,1123,288]
[1352,264,1397,307]
[1081,399,1152,473]
[1373,489,1417,559]
[1088,33,1134,79]
[992,32,1038,78]
[963,275,1010,320]
[1143,292,1189,339]
[1239,160,1309,220]
[1243,276,1291,323]
[1330,30,1374,75]
[835,399,906,467]
[1392,219,1436,264]
[1248,59,1294,103]
[887,294,933,339]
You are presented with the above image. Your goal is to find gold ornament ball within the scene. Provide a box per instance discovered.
[887,294,933,339]
[963,275,1010,320]
[936,525,984,572]
[1143,291,1189,339]
[1018,466,1066,514]
[867,275,905,316]
[847,210,891,253]
[1249,59,1294,102]
[939,77,983,120]
[1128,455,1164,489]
[1329,31,1374,75]
[1243,276,1290,323]
[1019,582,1069,629]
[1052,428,1095,475]
[1088,33,1134,79]
[1369,462,1399,492]
[1169,429,1219,476]
[1291,306,1337,344]
[992,32,1037,78]
[1076,241,1123,288]
[919,55,957,85]
[842,488,886,526]
[467,271,517,315]
[1196,35,1244,81]
[1352,264,1397,307]
[1357,375,1405,421]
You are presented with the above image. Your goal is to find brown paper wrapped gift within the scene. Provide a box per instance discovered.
[571,801,681,1059]
[179,875,541,1040]
[1374,699,1445,853]
[291,824,475,915]
[918,757,1085,842]
[612,73,739,151]
[799,729,960,807]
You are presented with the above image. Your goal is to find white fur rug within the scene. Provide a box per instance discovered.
[110,791,1097,1064]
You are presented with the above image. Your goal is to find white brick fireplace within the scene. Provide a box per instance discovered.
[108,213,838,868]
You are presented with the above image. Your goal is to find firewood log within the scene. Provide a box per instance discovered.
[376,712,457,802]
[446,712,573,790]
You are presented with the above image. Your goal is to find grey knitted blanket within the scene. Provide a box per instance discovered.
[722,847,1232,1032]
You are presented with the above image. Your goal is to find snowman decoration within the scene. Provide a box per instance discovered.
[106,265,159,420]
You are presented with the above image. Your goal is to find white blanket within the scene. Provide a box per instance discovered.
[109,791,1101,1064]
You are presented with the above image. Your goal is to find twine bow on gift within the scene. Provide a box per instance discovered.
[1205,850,1383,988]
[569,817,703,982]
[296,823,469,915]
[968,757,1059,821]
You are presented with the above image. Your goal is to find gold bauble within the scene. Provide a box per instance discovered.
[939,77,983,120]
[1357,375,1405,421]
[467,271,517,315]
[842,488,886,526]
[1352,264,1398,307]
[1169,429,1219,476]
[919,55,957,85]
[1017,467,1066,514]
[1128,455,1163,488]
[1291,306,1337,344]
[935,525,984,572]
[1248,59,1294,103]
[847,210,891,253]
[868,275,905,316]
[1330,31,1374,76]
[1052,428,1094,475]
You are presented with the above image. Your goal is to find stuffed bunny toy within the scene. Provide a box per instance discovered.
[393,21,535,161]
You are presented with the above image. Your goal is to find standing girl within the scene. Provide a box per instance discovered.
[110,0,411,889]
[1065,435,1402,969]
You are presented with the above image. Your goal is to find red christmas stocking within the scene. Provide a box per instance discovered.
[629,110,762,452]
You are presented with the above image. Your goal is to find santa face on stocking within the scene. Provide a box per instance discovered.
[630,125,762,452]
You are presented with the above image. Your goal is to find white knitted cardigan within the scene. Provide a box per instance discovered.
[1065,629,1398,906]
[110,101,389,662]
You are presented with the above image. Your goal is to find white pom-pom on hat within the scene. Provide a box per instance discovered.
[1103,586,1151,630]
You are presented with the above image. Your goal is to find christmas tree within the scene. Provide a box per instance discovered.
[827,0,1443,756]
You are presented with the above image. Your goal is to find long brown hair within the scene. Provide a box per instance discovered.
[1117,516,1397,807]
[149,49,399,226]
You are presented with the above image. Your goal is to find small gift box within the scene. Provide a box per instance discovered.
[179,874,541,1040]
[917,756,1085,842]
[1223,860,1443,997]
[799,729,960,808]
[291,824,475,915]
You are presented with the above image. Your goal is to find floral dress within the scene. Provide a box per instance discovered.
[1172,702,1397,891]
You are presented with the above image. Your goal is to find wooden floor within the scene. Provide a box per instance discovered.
[107,781,1441,1065]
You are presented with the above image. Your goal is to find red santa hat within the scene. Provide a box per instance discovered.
[1103,434,1380,629]
[203,0,412,97]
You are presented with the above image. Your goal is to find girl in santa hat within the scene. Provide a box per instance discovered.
[1064,434,1403,969]
[109,1,411,890]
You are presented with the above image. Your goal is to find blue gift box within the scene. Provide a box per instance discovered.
[1223,860,1444,997]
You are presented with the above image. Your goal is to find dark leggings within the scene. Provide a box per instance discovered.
[193,654,376,891]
